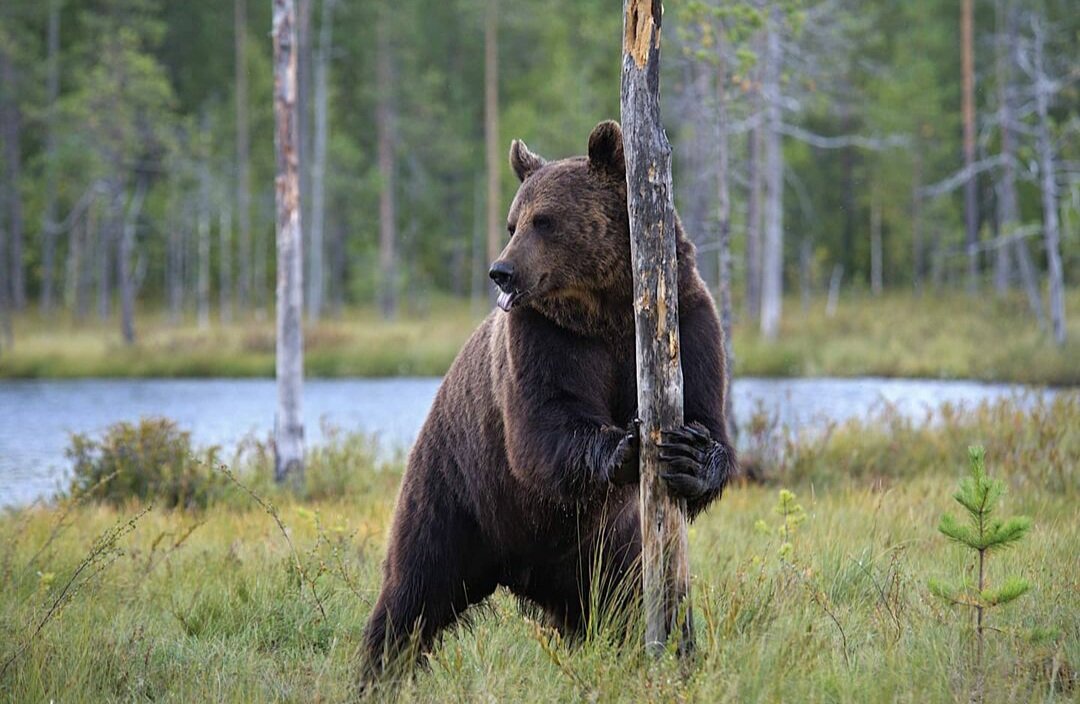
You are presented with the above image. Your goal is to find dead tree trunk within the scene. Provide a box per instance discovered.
[621,0,692,657]
[307,0,335,321]
[273,0,306,485]
[961,0,979,295]
[376,7,397,319]
[1031,17,1065,346]
[760,7,784,340]
[484,0,500,303]
[40,0,62,314]
[235,0,252,311]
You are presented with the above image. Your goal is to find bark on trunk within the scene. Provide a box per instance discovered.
[235,0,252,311]
[376,7,397,319]
[273,0,306,485]
[484,0,500,303]
[621,0,692,657]
[760,8,783,341]
[961,0,979,295]
[40,0,62,314]
[1032,19,1066,345]
[307,0,334,321]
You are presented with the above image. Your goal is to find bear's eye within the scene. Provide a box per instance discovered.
[507,222,516,237]
[532,214,554,232]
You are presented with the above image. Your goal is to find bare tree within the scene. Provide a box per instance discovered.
[376,6,397,319]
[484,0,500,303]
[273,0,306,484]
[961,0,978,295]
[1023,15,1066,345]
[622,0,693,657]
[759,5,783,340]
[235,0,252,311]
[308,0,336,321]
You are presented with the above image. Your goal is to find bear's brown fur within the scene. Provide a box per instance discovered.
[362,120,735,680]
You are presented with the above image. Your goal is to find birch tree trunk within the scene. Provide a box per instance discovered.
[991,1,1012,298]
[484,0,500,302]
[273,0,306,485]
[308,0,334,321]
[376,7,397,319]
[961,0,979,295]
[1032,18,1066,346]
[760,7,784,341]
[40,0,62,314]
[235,0,252,311]
[621,0,692,657]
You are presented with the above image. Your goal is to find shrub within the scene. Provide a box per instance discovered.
[66,418,223,509]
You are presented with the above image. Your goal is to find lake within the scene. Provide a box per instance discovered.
[0,376,1054,507]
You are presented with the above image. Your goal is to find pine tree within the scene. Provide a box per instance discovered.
[929,445,1032,700]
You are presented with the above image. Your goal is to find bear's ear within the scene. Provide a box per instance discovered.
[587,120,624,178]
[509,139,546,182]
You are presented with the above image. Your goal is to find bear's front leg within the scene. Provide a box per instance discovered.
[657,422,734,518]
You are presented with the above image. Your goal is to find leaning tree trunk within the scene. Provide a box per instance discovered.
[759,7,784,341]
[1032,18,1065,346]
[621,0,692,657]
[273,0,306,485]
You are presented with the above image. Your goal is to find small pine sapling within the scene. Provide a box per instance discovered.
[929,446,1033,698]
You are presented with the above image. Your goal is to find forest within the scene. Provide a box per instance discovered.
[0,0,1075,354]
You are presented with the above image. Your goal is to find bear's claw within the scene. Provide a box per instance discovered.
[657,422,728,501]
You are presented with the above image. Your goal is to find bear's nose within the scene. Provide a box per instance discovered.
[488,261,515,292]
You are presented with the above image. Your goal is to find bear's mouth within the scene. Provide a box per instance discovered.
[496,290,523,311]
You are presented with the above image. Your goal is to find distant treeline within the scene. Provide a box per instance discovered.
[0,0,1075,343]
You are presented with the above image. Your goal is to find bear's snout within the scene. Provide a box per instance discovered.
[489,261,515,293]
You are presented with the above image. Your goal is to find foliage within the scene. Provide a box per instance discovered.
[66,418,222,510]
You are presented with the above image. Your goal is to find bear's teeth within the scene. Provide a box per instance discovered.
[497,291,514,311]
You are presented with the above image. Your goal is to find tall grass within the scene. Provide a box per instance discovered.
[2,290,1077,383]
[1,395,1076,701]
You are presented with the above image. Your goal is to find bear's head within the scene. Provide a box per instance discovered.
[489,121,632,327]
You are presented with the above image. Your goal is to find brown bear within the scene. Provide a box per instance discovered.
[361,120,734,680]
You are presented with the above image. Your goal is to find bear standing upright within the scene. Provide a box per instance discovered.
[362,120,735,679]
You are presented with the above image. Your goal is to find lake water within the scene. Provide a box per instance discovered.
[0,376,1055,508]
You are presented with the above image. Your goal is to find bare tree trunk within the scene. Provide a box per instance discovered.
[1032,18,1066,346]
[746,116,762,320]
[714,27,736,445]
[622,0,692,658]
[40,0,62,314]
[219,198,233,324]
[0,44,25,311]
[97,192,116,322]
[760,7,783,340]
[297,0,312,266]
[826,264,842,318]
[961,0,979,295]
[376,8,397,319]
[235,0,252,311]
[308,0,334,321]
[273,0,305,485]
[870,189,883,295]
[992,0,1013,298]
[484,0,500,304]
[119,179,146,345]
[167,191,184,324]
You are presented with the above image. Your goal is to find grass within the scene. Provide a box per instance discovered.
[1,395,1077,702]
[1,289,1078,384]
